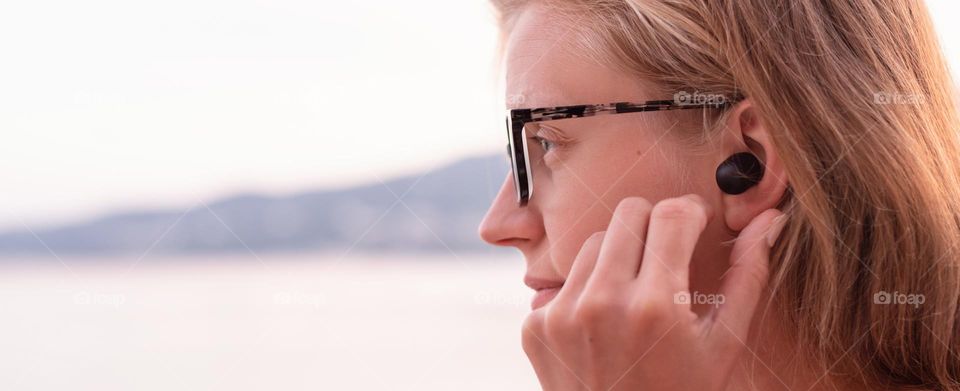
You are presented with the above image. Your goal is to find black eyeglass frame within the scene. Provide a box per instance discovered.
[506,98,739,206]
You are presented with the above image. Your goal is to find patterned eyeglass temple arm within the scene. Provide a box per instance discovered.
[514,97,741,123]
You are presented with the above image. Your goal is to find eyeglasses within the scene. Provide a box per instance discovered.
[505,97,737,206]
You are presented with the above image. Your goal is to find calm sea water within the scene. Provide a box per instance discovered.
[0,253,538,390]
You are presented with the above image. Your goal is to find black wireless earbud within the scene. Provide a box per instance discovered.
[715,152,764,195]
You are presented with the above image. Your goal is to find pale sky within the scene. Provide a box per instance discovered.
[1,0,958,230]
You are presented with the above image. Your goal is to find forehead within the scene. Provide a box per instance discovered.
[503,4,653,109]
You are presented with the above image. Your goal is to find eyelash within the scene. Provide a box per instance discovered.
[530,135,564,153]
[531,135,557,152]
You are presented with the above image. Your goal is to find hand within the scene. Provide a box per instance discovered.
[520,194,786,391]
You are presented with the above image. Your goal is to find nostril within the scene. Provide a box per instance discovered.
[494,238,527,247]
[478,217,525,247]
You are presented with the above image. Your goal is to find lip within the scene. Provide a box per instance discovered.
[524,275,565,291]
[531,287,562,310]
[524,275,565,310]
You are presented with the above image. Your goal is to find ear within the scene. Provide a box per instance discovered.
[718,99,789,231]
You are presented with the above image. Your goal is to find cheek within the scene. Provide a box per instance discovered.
[541,203,611,278]
[557,134,687,210]
[537,135,695,279]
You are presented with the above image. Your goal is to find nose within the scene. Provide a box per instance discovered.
[478,172,545,247]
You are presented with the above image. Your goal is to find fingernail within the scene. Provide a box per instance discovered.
[766,213,787,247]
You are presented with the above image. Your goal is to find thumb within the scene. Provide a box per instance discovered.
[713,208,787,341]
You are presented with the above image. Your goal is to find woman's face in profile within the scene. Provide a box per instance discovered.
[479,4,733,309]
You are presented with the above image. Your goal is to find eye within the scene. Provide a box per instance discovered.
[532,135,556,152]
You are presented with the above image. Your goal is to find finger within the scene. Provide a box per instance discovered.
[591,197,653,284]
[713,208,786,341]
[636,194,714,295]
[553,231,605,303]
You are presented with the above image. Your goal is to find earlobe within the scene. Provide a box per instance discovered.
[717,100,789,231]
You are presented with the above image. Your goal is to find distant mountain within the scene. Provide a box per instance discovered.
[0,154,513,256]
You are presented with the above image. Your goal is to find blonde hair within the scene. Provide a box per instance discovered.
[491,0,960,389]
